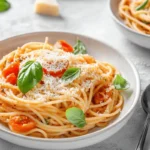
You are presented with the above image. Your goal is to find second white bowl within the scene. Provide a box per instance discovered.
[109,0,150,49]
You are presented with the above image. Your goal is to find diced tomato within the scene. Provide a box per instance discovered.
[49,68,67,77]
[59,40,73,52]
[93,92,104,104]
[42,59,69,78]
[43,68,67,78]
[9,115,36,132]
[40,80,45,84]
[93,86,112,104]
[6,73,17,85]
[2,62,20,78]
[43,68,48,75]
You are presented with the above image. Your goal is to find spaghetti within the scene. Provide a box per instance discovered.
[0,38,125,138]
[119,0,150,34]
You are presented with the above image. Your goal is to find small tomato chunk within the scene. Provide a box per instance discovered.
[59,40,73,52]
[43,68,67,78]
[49,68,67,77]
[43,68,48,75]
[2,62,20,78]
[6,73,17,85]
[43,59,69,78]
[9,115,36,132]
[93,92,104,104]
[40,80,45,84]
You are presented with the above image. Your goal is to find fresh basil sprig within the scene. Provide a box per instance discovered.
[66,107,86,128]
[113,74,130,90]
[0,0,10,12]
[17,61,43,94]
[74,40,87,55]
[136,0,148,11]
[61,67,81,83]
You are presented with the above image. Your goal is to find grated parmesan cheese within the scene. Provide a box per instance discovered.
[18,49,107,101]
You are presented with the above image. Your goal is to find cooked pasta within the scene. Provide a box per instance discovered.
[0,38,126,138]
[119,0,150,34]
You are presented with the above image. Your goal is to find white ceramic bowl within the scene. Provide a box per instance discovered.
[0,32,140,149]
[109,0,150,49]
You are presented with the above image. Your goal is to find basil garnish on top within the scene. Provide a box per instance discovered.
[74,40,87,55]
[0,0,10,12]
[66,107,86,128]
[17,61,43,94]
[113,74,129,90]
[61,67,81,83]
[136,0,148,11]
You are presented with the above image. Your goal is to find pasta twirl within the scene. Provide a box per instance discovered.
[0,39,125,138]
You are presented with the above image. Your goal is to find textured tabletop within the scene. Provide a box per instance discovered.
[0,0,150,150]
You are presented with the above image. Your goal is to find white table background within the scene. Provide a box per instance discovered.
[0,0,150,149]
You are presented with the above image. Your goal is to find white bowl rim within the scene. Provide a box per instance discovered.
[0,31,140,142]
[108,0,150,38]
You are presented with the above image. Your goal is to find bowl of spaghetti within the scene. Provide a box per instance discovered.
[109,0,150,49]
[0,32,140,149]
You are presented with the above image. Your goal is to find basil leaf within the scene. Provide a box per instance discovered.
[61,67,81,83]
[0,0,7,2]
[136,0,148,11]
[17,61,43,94]
[113,74,130,90]
[0,1,10,12]
[74,40,87,55]
[66,107,86,128]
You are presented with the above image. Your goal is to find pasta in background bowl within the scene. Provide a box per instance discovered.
[119,0,150,34]
[0,32,140,149]
[109,0,150,49]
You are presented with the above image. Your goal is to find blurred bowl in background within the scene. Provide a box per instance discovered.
[109,0,150,49]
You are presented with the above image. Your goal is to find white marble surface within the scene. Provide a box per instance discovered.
[0,0,150,149]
